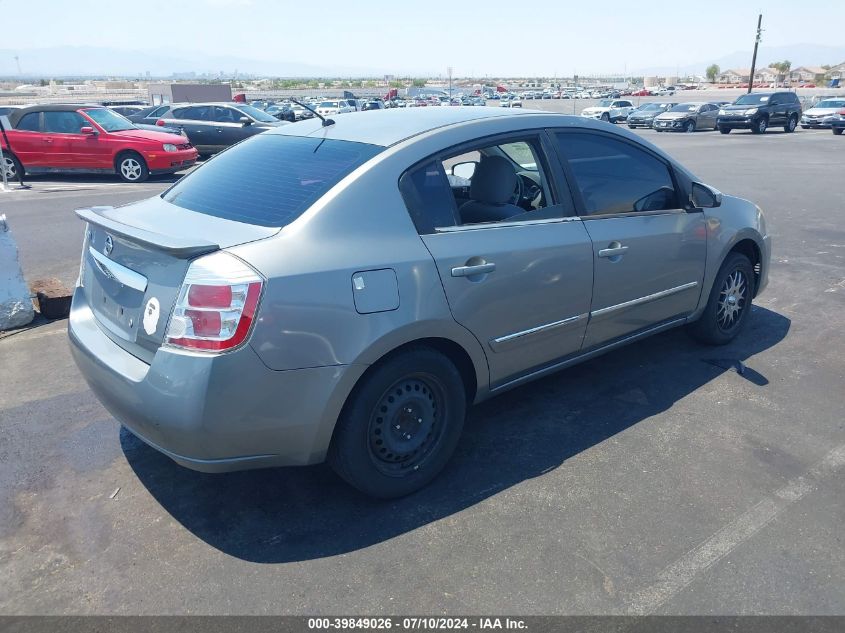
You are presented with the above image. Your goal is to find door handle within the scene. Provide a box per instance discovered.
[598,243,629,258]
[451,262,496,277]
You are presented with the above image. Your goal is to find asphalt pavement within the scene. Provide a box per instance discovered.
[0,121,843,615]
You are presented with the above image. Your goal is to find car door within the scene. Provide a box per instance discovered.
[402,134,594,387]
[554,129,706,349]
[211,106,247,150]
[699,103,717,129]
[768,94,786,125]
[43,110,95,168]
[9,111,51,168]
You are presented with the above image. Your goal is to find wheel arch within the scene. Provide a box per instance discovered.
[113,148,146,170]
[728,237,763,297]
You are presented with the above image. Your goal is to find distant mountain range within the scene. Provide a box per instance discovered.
[2,43,845,79]
[634,43,845,77]
[0,46,383,78]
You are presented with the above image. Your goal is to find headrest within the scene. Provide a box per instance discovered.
[469,156,517,204]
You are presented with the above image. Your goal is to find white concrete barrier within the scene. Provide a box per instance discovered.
[0,214,35,330]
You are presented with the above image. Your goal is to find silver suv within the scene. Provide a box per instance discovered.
[69,108,770,497]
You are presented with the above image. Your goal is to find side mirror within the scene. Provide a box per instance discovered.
[690,182,722,208]
[451,161,478,180]
[239,116,252,126]
[80,126,96,135]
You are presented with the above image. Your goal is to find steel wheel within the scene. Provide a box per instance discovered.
[367,374,447,476]
[716,269,747,333]
[120,157,143,181]
[2,155,17,179]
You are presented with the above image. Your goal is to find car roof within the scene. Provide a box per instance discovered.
[6,103,108,126]
[273,106,576,147]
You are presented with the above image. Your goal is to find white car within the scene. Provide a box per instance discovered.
[580,99,635,123]
[316,100,356,117]
[500,95,523,108]
[801,98,845,128]
[655,86,677,96]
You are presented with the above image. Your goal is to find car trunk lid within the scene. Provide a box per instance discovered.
[77,198,277,363]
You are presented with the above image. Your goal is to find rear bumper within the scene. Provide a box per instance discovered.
[68,289,365,472]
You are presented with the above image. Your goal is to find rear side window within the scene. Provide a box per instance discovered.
[163,134,383,228]
[556,132,679,216]
[44,111,86,134]
[16,112,40,131]
[173,106,211,120]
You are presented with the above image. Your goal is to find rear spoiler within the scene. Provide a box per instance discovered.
[75,206,219,258]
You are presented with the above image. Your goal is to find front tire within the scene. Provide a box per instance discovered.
[751,117,768,134]
[684,120,696,133]
[719,126,731,134]
[688,252,755,345]
[601,113,610,122]
[116,152,149,183]
[328,347,467,498]
[833,128,843,136]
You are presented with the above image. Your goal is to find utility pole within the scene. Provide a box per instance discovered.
[748,14,763,94]
[447,66,453,99]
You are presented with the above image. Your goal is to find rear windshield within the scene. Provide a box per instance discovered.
[162,134,383,228]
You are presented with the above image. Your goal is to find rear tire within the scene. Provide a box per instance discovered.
[116,152,149,183]
[784,114,798,133]
[719,126,731,134]
[688,252,755,346]
[328,347,467,498]
[1,152,22,181]
[833,128,844,136]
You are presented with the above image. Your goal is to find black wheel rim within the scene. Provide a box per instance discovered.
[716,269,747,333]
[367,373,447,477]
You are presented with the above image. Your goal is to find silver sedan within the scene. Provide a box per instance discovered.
[69,107,770,497]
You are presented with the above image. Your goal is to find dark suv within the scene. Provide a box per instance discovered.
[717,91,802,134]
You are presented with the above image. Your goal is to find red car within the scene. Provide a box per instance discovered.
[631,89,652,96]
[0,104,197,183]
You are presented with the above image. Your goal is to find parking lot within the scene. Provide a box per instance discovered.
[1,120,844,615]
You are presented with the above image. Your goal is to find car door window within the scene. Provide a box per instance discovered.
[212,106,240,123]
[401,137,566,232]
[173,106,211,121]
[555,132,679,216]
[15,112,41,132]
[43,111,87,134]
[399,160,460,234]
[148,105,170,118]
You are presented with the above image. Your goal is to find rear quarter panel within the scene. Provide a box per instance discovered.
[227,139,492,399]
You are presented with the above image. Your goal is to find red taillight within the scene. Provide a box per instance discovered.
[188,284,232,308]
[164,253,263,353]
[156,119,165,126]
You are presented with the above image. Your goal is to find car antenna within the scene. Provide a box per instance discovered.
[290,98,334,127]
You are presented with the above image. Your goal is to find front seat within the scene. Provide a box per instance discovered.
[459,156,523,224]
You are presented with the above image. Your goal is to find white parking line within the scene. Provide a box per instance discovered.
[627,443,845,615]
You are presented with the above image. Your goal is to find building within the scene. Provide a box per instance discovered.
[827,62,845,81]
[716,69,750,84]
[147,83,232,105]
[753,67,779,84]
[789,66,826,83]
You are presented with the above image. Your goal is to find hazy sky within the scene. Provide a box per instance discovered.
[2,0,845,75]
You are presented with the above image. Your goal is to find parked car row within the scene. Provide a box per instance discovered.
[592,91,845,136]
